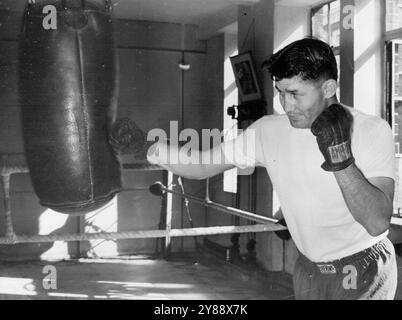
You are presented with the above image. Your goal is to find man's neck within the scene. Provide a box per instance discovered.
[326,96,339,107]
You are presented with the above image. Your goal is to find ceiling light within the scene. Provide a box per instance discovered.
[178,61,190,71]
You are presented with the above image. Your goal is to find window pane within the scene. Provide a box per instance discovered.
[391,42,402,155]
[223,49,238,193]
[335,54,340,98]
[394,101,402,154]
[387,41,402,212]
[396,43,402,97]
[312,5,329,43]
[329,1,340,47]
[386,0,402,32]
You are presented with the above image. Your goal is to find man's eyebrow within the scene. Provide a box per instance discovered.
[275,86,299,93]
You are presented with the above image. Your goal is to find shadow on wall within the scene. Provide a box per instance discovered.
[0,170,168,261]
[0,173,86,261]
[0,210,84,262]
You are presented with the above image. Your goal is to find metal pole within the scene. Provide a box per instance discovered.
[164,172,173,257]
[150,182,279,225]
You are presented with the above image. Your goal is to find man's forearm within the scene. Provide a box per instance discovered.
[147,141,234,180]
[156,163,232,180]
[334,164,393,236]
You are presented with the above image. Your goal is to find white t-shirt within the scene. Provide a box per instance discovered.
[222,107,395,262]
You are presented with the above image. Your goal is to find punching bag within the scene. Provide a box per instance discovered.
[19,0,122,214]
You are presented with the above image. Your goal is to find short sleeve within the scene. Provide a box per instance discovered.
[221,120,264,169]
[353,119,395,180]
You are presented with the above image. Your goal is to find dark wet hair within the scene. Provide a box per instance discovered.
[262,38,338,83]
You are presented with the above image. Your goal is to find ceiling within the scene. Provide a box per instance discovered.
[0,0,326,23]
[114,0,261,24]
[0,0,323,38]
[275,0,329,7]
[0,0,259,24]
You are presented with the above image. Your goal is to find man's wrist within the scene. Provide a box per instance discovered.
[332,162,357,176]
[147,140,166,164]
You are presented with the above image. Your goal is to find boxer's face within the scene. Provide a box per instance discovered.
[275,76,326,129]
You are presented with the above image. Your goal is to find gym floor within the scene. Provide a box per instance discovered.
[0,252,401,300]
[0,256,290,300]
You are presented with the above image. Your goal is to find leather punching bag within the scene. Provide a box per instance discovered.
[19,0,122,214]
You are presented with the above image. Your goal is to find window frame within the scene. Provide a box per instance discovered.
[385,39,402,157]
[384,0,402,156]
[384,1,402,213]
[385,27,402,42]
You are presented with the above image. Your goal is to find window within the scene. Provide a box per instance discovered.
[386,41,402,156]
[312,1,340,48]
[223,39,238,194]
[386,0,402,32]
[385,0,402,212]
[386,37,402,212]
[311,0,341,97]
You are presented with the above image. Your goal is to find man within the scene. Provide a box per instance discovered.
[147,38,397,300]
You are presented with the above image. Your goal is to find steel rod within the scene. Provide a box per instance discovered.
[151,182,279,225]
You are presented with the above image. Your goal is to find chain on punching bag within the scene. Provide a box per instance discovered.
[19,0,122,214]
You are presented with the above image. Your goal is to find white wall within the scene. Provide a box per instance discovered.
[273,5,310,114]
[272,4,310,274]
[274,5,310,51]
[353,0,384,116]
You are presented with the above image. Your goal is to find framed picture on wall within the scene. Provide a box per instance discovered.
[230,52,263,103]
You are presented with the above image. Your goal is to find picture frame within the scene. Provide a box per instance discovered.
[230,51,263,103]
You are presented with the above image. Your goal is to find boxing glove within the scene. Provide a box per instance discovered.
[311,104,355,172]
[275,218,291,241]
[109,118,147,156]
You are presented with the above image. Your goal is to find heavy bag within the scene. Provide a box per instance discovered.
[19,0,122,214]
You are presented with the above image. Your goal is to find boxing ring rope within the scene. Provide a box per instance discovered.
[0,225,282,245]
[0,153,286,246]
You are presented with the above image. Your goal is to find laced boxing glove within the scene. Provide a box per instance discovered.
[310,104,355,172]
[109,117,154,160]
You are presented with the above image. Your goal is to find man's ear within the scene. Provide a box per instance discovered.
[321,79,338,99]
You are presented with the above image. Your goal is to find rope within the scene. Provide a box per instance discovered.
[0,153,287,246]
[0,223,286,245]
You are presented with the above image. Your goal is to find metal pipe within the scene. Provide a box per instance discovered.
[205,178,210,202]
[149,181,279,225]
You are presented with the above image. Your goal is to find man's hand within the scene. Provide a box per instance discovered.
[311,104,355,172]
